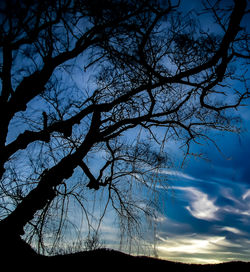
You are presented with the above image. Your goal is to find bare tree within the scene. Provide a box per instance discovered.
[0,0,249,256]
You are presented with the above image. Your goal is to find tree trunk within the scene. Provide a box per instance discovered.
[0,130,98,256]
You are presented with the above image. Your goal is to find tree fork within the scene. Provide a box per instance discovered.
[0,111,101,239]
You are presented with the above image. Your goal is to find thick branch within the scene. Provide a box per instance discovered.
[79,161,100,190]
[0,110,101,235]
[1,44,13,102]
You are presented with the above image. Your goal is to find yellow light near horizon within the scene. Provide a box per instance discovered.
[157,236,225,254]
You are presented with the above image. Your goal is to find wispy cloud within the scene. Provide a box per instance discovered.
[157,235,225,254]
[156,233,249,264]
[223,206,250,217]
[153,168,198,181]
[242,189,250,200]
[220,187,250,218]
[173,185,250,221]
[175,187,220,221]
[219,226,246,236]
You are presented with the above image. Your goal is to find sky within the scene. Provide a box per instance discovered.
[52,0,250,265]
[91,106,250,264]
[41,0,250,264]
[1,0,249,265]
[87,0,250,264]
[154,110,250,264]
[149,0,250,264]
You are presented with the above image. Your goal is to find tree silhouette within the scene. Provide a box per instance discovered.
[0,0,249,256]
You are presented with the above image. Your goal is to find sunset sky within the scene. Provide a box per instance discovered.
[150,0,250,263]
[35,0,250,264]
[90,0,250,264]
[2,0,249,265]
[154,108,250,264]
[93,105,250,264]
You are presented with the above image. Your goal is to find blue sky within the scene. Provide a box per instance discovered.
[63,1,250,264]
[142,0,250,263]
[78,108,250,264]
[92,108,250,264]
[2,0,249,264]
[141,104,250,264]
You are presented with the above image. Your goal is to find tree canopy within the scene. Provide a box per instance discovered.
[0,0,249,255]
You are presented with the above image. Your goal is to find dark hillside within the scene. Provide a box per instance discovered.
[47,249,250,271]
[2,242,250,272]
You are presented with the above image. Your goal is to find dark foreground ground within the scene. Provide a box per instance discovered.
[3,244,250,272]
[48,249,250,272]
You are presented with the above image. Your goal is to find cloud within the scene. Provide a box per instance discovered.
[219,226,246,236]
[157,169,197,181]
[242,189,250,200]
[156,233,249,264]
[153,214,167,223]
[157,235,224,254]
[173,185,250,221]
[156,234,226,264]
[220,187,250,218]
[222,206,250,217]
[174,187,220,221]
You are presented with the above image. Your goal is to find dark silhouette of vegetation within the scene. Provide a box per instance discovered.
[3,246,250,271]
[44,249,250,271]
[0,0,249,264]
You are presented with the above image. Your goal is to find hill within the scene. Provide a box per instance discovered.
[48,249,250,271]
[3,245,250,271]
